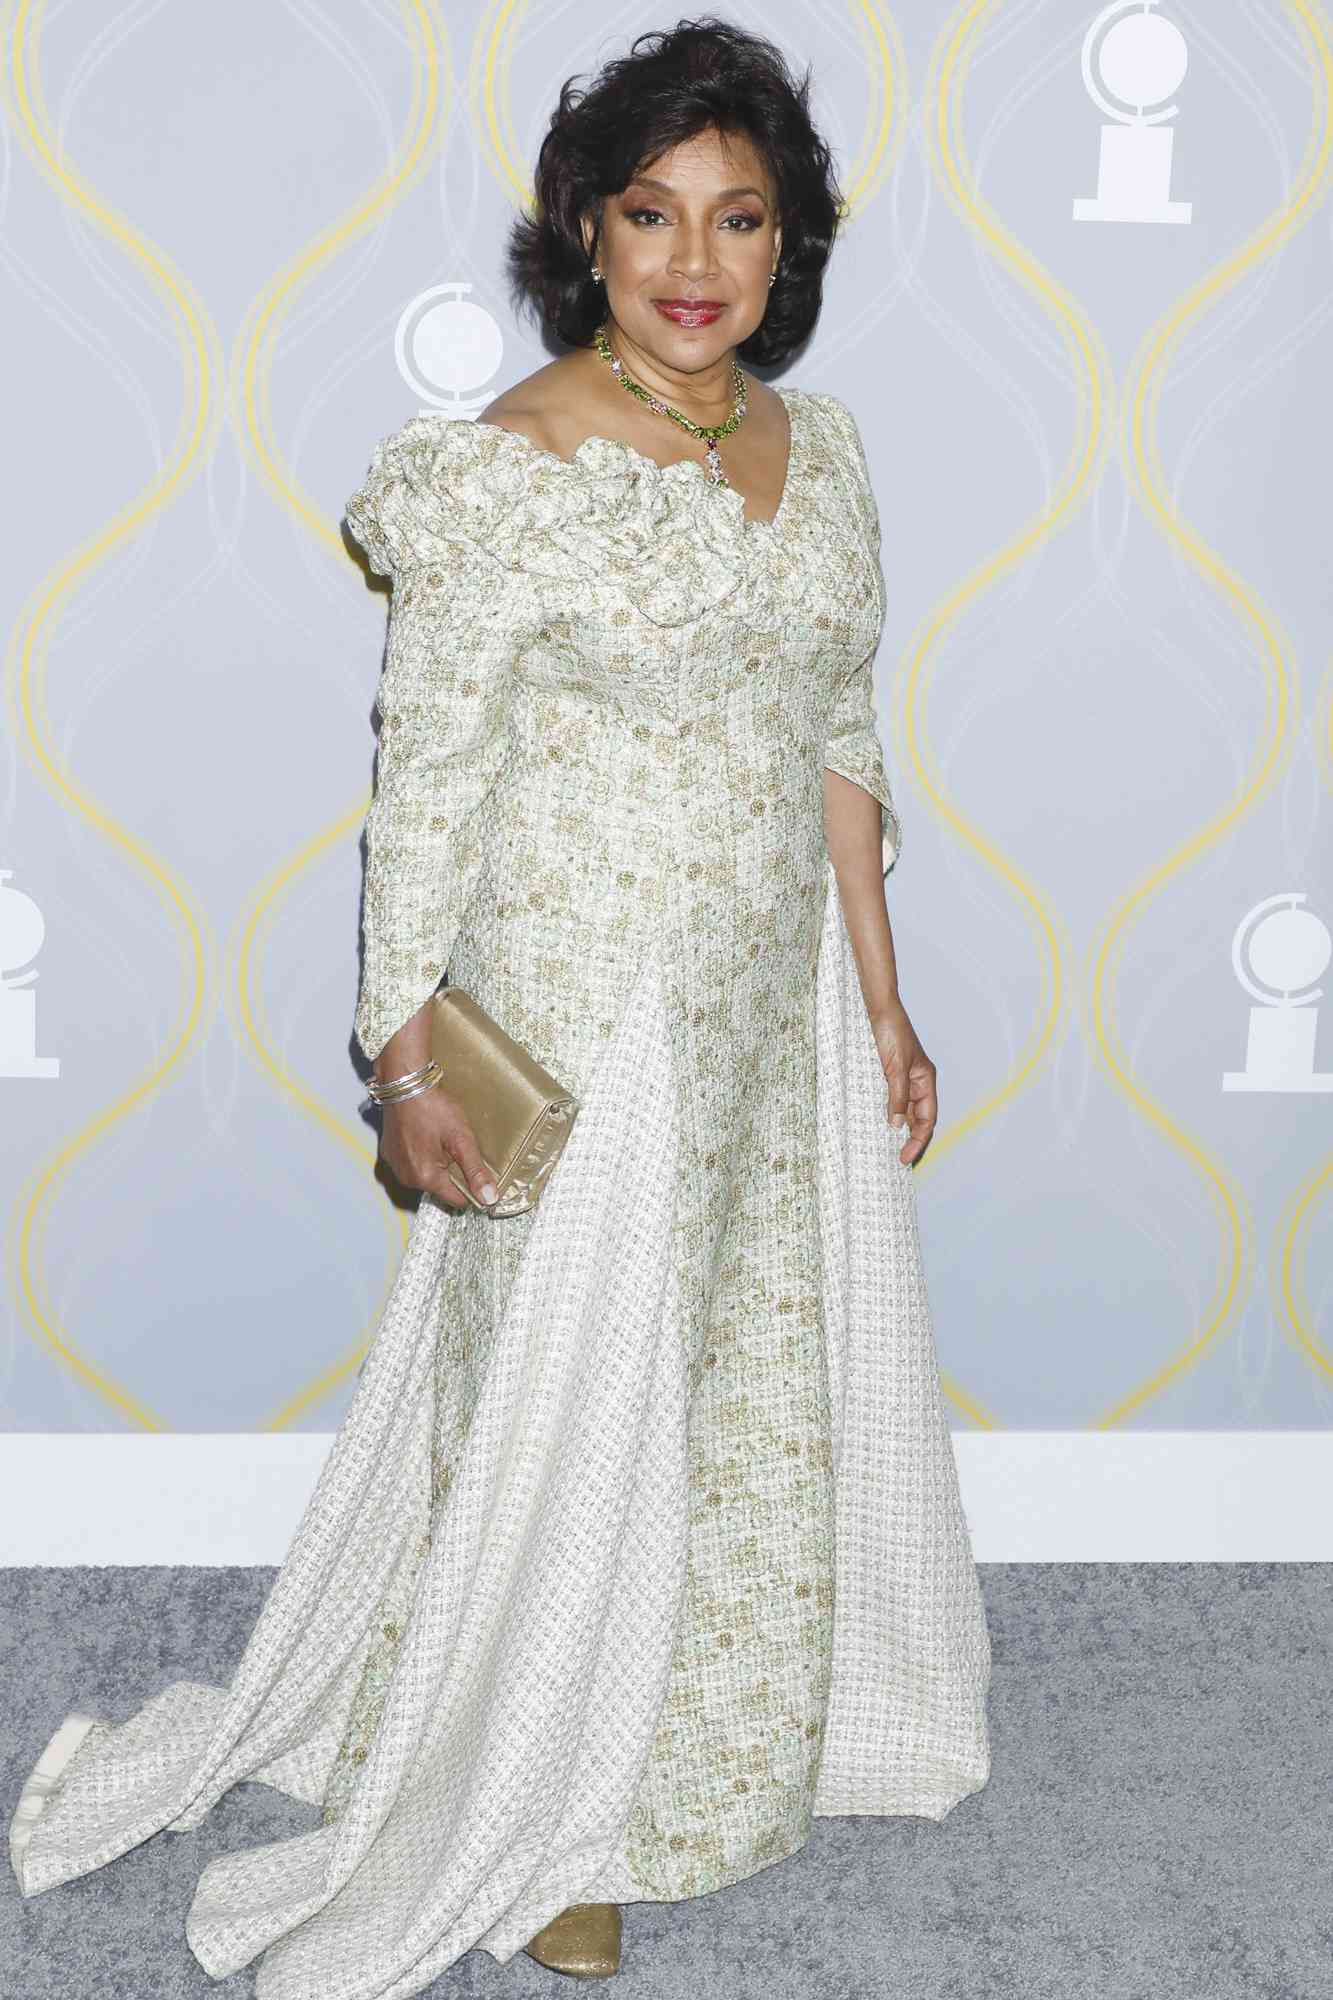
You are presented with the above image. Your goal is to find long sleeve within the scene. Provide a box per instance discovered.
[817,394,901,875]
[824,648,901,875]
[345,420,522,1065]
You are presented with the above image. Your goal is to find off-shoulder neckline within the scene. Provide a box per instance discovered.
[456,383,808,536]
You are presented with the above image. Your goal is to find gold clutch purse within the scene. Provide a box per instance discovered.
[429,987,580,1217]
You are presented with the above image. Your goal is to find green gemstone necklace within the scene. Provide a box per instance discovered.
[592,323,748,487]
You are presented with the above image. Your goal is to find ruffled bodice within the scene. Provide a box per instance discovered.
[336,384,900,1065]
[343,388,882,638]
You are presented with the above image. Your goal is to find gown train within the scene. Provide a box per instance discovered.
[9,864,991,2000]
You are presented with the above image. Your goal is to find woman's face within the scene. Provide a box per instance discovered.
[583,126,781,376]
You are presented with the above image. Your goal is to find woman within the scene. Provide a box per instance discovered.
[8,20,990,1996]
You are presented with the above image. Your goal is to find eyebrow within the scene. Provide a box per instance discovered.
[625,175,769,204]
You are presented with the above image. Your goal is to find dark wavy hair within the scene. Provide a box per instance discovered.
[505,18,844,370]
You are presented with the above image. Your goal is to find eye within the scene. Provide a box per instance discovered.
[623,205,763,231]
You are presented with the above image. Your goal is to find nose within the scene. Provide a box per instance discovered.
[666,219,716,284]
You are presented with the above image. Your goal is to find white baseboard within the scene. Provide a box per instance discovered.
[0,1432,1328,1566]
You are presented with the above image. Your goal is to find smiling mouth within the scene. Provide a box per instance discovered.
[654,300,726,321]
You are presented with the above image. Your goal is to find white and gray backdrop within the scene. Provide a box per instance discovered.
[2,1,1329,1561]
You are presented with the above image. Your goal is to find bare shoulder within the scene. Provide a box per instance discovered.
[478,352,788,476]
[476,354,600,457]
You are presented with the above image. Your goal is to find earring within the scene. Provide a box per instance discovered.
[590,265,603,281]
[768,271,777,286]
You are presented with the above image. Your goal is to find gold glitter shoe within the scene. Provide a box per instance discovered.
[523,1901,622,1978]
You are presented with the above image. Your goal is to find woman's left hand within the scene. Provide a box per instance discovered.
[869,999,937,1166]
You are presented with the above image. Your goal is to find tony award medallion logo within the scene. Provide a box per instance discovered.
[0,868,60,1079]
[394,282,505,417]
[1073,1,1193,225]
[1222,894,1332,1094]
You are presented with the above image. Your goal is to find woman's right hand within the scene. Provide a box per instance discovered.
[378,1083,498,1211]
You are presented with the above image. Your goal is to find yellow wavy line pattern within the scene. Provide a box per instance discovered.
[11,2,1324,1439]
[470,0,529,199]
[916,0,1116,1429]
[5,0,450,1435]
[3,0,222,1431]
[233,0,450,1432]
[1282,633,1333,1379]
[1091,0,1333,1426]
[840,0,902,217]
[1277,1154,1333,1383]
[1275,4,1333,1393]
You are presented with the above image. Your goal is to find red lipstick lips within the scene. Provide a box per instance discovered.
[653,299,725,326]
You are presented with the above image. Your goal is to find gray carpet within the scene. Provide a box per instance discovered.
[2,1565,1329,1998]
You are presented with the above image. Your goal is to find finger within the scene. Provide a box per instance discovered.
[901,1121,930,1164]
[414,1145,471,1209]
[444,1120,499,1209]
[901,1074,937,1163]
[431,1172,472,1211]
[910,1075,937,1137]
[886,1071,910,1131]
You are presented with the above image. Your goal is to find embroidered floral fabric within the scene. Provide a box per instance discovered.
[344,390,901,1065]
[8,390,990,2000]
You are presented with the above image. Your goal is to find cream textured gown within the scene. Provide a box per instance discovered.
[8,388,991,1999]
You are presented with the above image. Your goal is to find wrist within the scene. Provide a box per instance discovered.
[866,993,905,1028]
[366,1058,444,1108]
